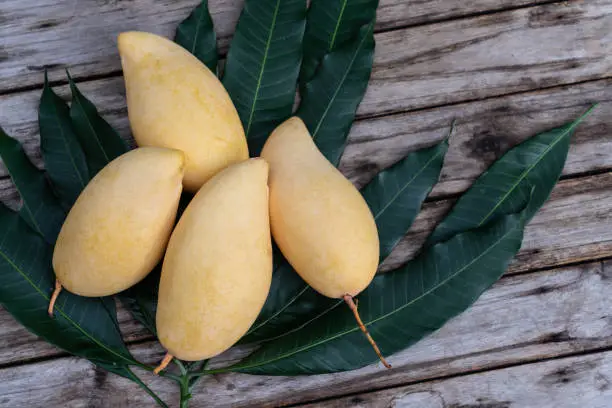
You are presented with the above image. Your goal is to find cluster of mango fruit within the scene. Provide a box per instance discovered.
[49,32,387,372]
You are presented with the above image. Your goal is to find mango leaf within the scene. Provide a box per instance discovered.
[222,0,307,156]
[0,128,65,244]
[225,208,527,375]
[39,72,89,208]
[242,139,448,343]
[67,71,128,178]
[175,0,218,73]
[363,138,448,261]
[119,266,161,336]
[426,106,596,246]
[297,22,375,165]
[241,257,336,344]
[0,204,138,375]
[300,0,379,86]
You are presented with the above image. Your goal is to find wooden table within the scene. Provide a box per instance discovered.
[1,1,611,406]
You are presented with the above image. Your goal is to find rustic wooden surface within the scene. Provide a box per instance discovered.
[0,0,611,407]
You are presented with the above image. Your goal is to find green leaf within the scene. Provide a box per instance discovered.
[39,73,89,208]
[222,0,307,156]
[300,0,379,86]
[0,127,65,244]
[67,71,128,178]
[119,266,161,336]
[175,0,218,73]
[0,204,137,373]
[242,139,448,343]
[363,139,448,261]
[426,107,596,246]
[240,257,336,344]
[297,22,375,165]
[226,208,527,375]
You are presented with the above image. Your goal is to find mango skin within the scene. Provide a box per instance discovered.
[261,117,379,299]
[118,31,248,192]
[53,147,184,297]
[157,159,272,361]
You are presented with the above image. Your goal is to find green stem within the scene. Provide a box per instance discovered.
[179,376,192,408]
[187,359,209,389]
[174,359,192,408]
[174,359,189,376]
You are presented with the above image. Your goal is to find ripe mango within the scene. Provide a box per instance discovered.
[261,117,379,299]
[118,31,248,192]
[53,147,184,297]
[156,159,272,361]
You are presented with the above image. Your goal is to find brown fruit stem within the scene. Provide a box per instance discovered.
[48,281,62,318]
[154,353,174,375]
[343,294,392,369]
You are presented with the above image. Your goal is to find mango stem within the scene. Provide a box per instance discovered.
[48,281,62,318]
[343,294,392,369]
[154,353,174,375]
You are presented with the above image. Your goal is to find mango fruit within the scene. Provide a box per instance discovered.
[118,31,248,192]
[156,159,272,361]
[261,117,379,299]
[53,147,184,297]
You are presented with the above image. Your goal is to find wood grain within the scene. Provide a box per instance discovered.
[0,0,555,92]
[1,0,610,405]
[1,76,609,196]
[2,0,611,119]
[303,351,612,407]
[384,172,612,274]
[1,168,610,366]
[361,0,612,117]
[1,262,610,407]
[0,301,151,367]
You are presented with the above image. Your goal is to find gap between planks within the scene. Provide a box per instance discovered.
[0,254,607,371]
[294,349,612,407]
[1,259,609,406]
[288,345,612,407]
[0,0,565,96]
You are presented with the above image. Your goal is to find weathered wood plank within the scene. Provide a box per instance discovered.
[361,0,612,116]
[1,75,609,197]
[0,302,150,367]
[344,79,611,196]
[303,351,612,407]
[1,168,609,366]
[1,262,610,407]
[0,0,554,92]
[385,172,612,274]
[2,0,611,120]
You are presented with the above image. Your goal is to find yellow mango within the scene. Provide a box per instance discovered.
[156,159,272,361]
[53,147,184,297]
[261,117,379,299]
[118,31,248,192]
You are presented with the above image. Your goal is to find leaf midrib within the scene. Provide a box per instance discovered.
[246,283,310,336]
[190,5,205,54]
[244,0,282,136]
[71,86,111,164]
[45,90,87,189]
[0,246,134,366]
[476,109,593,226]
[328,0,348,51]
[311,22,373,141]
[372,144,445,220]
[230,216,520,371]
